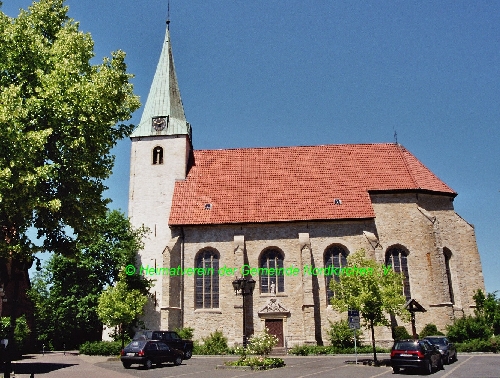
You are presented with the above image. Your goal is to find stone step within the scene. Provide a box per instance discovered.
[269,347,287,356]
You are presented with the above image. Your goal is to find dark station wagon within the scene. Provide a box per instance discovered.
[120,340,183,369]
[390,339,443,374]
[133,330,194,359]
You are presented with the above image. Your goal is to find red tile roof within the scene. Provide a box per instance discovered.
[169,143,455,225]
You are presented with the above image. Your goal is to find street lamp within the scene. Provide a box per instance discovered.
[232,277,256,347]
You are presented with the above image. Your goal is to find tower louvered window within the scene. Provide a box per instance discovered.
[195,250,219,309]
[386,247,411,301]
[324,245,348,304]
[152,146,163,165]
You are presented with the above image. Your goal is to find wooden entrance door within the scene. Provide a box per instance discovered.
[265,319,284,347]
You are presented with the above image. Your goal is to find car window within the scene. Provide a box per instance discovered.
[170,333,180,340]
[158,342,169,351]
[147,342,158,350]
[133,331,152,340]
[426,337,446,345]
[394,341,419,350]
[126,340,147,350]
[419,341,429,351]
[152,332,162,340]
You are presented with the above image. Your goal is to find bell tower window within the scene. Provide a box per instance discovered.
[152,146,164,165]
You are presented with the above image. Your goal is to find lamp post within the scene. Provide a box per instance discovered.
[232,277,256,347]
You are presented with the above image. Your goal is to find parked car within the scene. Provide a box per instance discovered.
[424,336,457,364]
[120,340,183,369]
[390,339,443,374]
[133,330,194,359]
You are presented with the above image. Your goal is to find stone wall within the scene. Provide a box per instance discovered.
[158,191,484,347]
[128,135,190,330]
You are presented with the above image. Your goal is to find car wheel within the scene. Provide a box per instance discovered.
[174,356,182,366]
[392,366,400,374]
[423,360,432,375]
[438,357,444,370]
[184,349,192,359]
[122,362,131,369]
[445,354,450,365]
[144,359,153,370]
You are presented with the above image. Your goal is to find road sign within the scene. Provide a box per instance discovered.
[348,309,360,329]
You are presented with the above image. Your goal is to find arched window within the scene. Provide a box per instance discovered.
[443,248,454,304]
[259,249,284,294]
[324,245,348,304]
[195,249,219,309]
[385,246,411,301]
[152,146,163,165]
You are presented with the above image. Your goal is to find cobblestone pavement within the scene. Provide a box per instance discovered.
[4,352,500,378]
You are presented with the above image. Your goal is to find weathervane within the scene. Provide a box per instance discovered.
[167,0,170,29]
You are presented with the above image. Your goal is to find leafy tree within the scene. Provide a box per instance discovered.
[97,269,148,349]
[446,315,492,343]
[0,0,140,257]
[0,315,30,356]
[446,290,500,344]
[28,210,150,349]
[473,289,500,335]
[0,0,139,370]
[329,249,409,363]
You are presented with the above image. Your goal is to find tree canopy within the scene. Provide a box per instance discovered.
[29,210,150,349]
[329,249,409,362]
[0,0,140,258]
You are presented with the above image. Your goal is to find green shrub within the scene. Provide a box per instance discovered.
[193,330,229,355]
[174,327,194,340]
[393,326,411,340]
[456,336,500,353]
[79,341,123,356]
[419,324,444,338]
[446,315,492,343]
[287,344,389,355]
[327,320,359,348]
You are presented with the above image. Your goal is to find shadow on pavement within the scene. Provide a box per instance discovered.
[1,361,77,375]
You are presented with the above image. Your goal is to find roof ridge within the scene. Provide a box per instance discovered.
[193,142,399,153]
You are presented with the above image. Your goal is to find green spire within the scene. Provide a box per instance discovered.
[131,27,191,138]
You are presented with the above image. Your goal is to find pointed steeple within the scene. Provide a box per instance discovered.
[131,24,191,138]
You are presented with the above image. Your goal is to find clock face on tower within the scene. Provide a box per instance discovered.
[152,116,167,131]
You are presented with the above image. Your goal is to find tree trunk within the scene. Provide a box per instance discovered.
[370,318,377,364]
[121,323,125,349]
[4,263,20,378]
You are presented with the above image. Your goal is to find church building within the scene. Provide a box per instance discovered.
[128,23,485,347]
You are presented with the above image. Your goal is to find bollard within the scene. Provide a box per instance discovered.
[63,343,65,356]
[42,344,45,356]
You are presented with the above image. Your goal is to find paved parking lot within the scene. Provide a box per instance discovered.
[6,352,500,378]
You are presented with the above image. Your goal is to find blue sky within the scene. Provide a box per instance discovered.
[4,1,499,292]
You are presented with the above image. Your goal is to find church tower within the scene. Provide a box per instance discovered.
[128,20,191,329]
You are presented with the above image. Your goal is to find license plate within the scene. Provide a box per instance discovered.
[399,354,412,357]
[127,353,135,356]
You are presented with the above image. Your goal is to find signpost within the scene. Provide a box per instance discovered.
[348,309,360,364]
